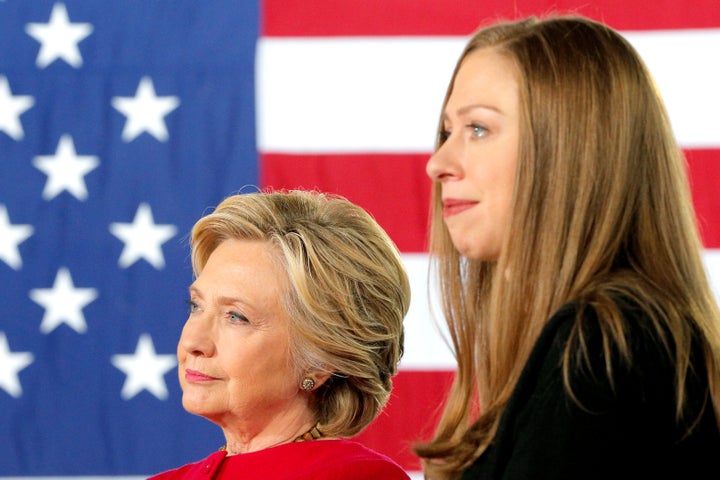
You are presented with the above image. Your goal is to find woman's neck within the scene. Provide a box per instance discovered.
[221,416,319,455]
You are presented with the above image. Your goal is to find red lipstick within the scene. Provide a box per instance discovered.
[185,368,218,383]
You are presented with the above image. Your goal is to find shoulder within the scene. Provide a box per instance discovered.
[149,442,409,480]
[291,440,410,479]
[543,297,673,368]
[538,296,672,370]
[529,297,680,412]
[541,296,657,342]
[475,299,719,479]
[147,451,226,480]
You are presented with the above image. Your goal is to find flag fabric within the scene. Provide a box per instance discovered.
[1,1,719,478]
[1,1,257,475]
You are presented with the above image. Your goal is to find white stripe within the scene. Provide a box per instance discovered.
[624,30,720,148]
[399,253,455,370]
[256,37,460,153]
[704,248,720,301]
[257,29,720,153]
[399,250,720,370]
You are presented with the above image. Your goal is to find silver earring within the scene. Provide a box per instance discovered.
[301,377,315,391]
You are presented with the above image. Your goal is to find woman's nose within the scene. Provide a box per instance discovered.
[426,137,462,182]
[179,314,215,357]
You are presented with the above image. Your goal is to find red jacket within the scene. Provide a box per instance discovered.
[148,439,410,479]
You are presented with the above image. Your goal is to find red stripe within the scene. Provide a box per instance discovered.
[262,0,720,36]
[261,150,720,251]
[687,149,720,249]
[260,153,431,253]
[353,370,455,471]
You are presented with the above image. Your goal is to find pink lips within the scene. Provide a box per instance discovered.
[442,198,478,218]
[185,368,218,383]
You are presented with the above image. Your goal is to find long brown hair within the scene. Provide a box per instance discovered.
[415,15,720,479]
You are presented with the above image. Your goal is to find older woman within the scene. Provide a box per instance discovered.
[150,190,411,479]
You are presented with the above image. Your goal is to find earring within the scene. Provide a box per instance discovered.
[301,377,315,391]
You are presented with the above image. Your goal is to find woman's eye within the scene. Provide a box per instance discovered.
[438,129,451,143]
[228,311,249,323]
[186,299,200,314]
[468,124,488,138]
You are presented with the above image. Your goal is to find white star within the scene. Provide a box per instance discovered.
[25,2,93,68]
[109,203,177,269]
[111,76,180,142]
[0,332,34,398]
[0,76,35,140]
[29,267,98,334]
[0,205,34,270]
[33,135,99,201]
[111,334,177,400]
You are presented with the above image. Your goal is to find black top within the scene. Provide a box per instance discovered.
[460,302,720,480]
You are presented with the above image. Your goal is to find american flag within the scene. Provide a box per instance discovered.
[1,1,718,478]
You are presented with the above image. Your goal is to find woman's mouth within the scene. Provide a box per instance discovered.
[442,199,478,218]
[185,369,218,383]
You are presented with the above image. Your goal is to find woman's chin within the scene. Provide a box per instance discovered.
[452,237,499,261]
[181,393,215,417]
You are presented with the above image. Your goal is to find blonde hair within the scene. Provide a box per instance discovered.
[416,15,720,478]
[190,189,411,437]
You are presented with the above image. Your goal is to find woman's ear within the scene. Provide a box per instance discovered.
[299,370,332,391]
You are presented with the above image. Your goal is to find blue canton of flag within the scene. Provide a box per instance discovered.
[0,1,259,475]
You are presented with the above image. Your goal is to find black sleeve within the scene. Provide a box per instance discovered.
[477,304,681,480]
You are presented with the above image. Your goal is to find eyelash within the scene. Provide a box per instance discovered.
[227,311,249,323]
[185,299,249,324]
[438,123,488,143]
[186,299,200,313]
